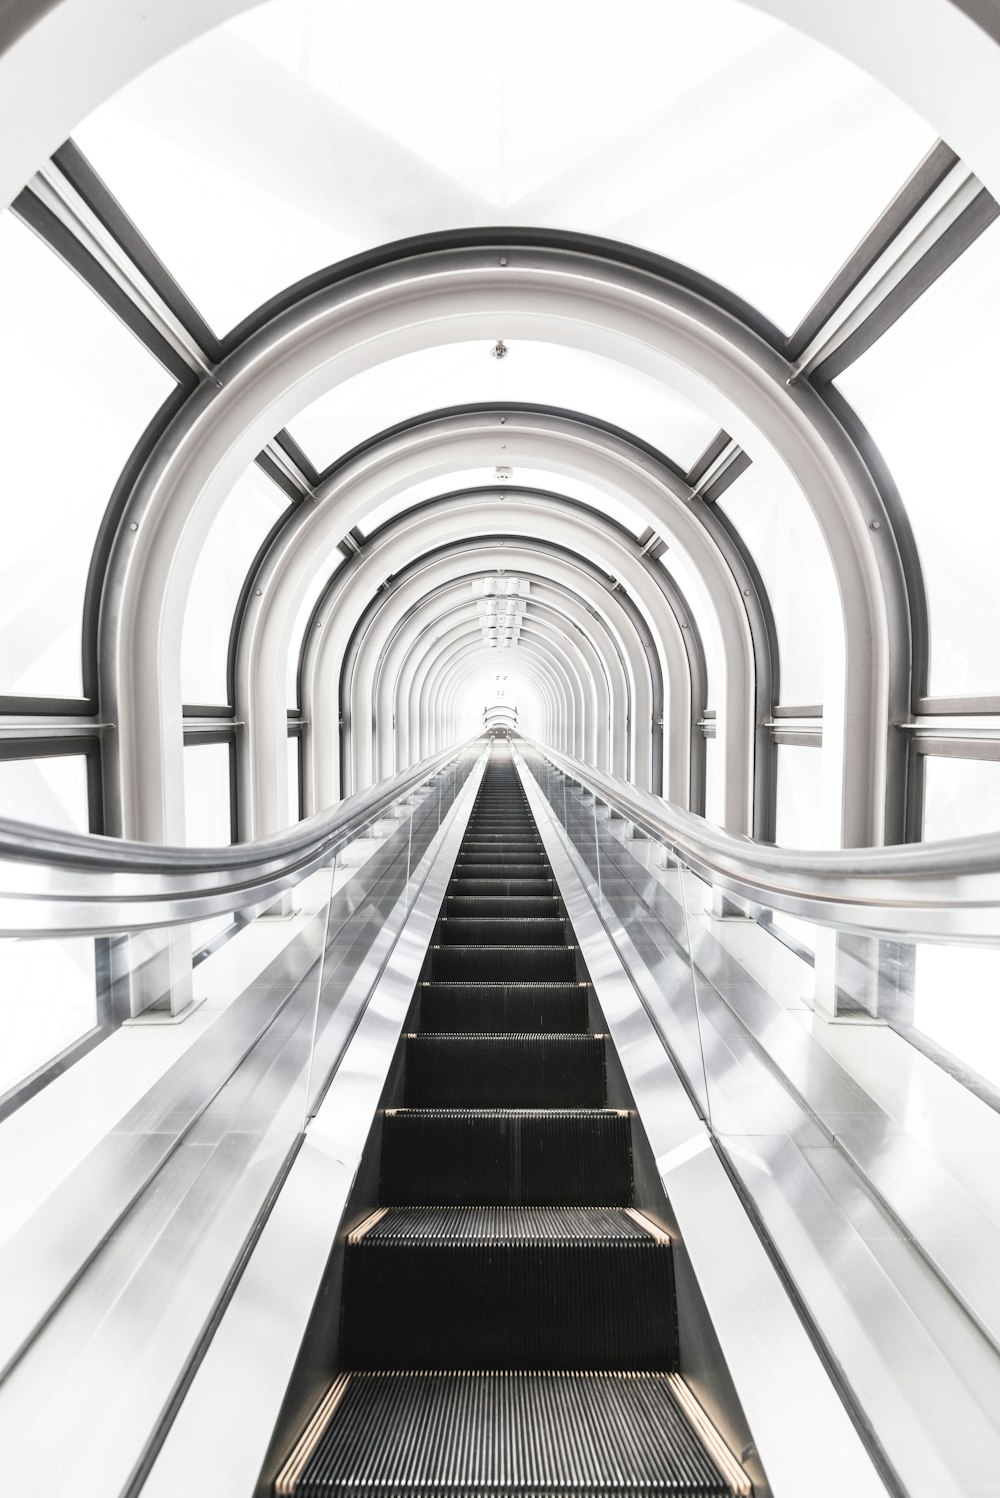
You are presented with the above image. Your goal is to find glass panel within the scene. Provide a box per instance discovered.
[0,937,97,1100]
[287,343,718,474]
[74,0,932,333]
[913,945,1000,1093]
[287,734,301,824]
[0,213,174,697]
[0,754,90,834]
[182,464,289,705]
[183,741,232,846]
[775,743,826,848]
[838,221,1000,697]
[718,462,837,704]
[923,755,1000,841]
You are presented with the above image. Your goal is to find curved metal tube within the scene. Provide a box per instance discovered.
[521,737,1000,943]
[0,740,475,936]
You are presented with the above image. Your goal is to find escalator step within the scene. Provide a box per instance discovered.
[448,863,552,881]
[341,1207,674,1370]
[456,851,549,866]
[447,878,554,896]
[404,1033,605,1107]
[444,895,560,917]
[421,979,588,1032]
[281,1371,744,1498]
[438,916,567,946]
[381,1107,632,1204]
[429,945,577,982]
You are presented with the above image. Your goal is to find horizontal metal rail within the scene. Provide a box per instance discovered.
[0,740,477,935]
[524,737,1000,943]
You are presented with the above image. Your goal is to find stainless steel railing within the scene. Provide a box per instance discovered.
[0,740,476,935]
[524,737,1000,942]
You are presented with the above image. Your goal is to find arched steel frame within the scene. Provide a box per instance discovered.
[299,530,663,810]
[308,489,707,796]
[338,571,621,790]
[87,242,912,853]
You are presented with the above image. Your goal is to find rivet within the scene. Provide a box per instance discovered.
[499,416,507,424]
[870,519,881,531]
[498,256,508,266]
[129,522,138,532]
[255,588,263,597]
[743,587,752,597]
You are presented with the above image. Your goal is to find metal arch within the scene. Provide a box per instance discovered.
[249,406,746,834]
[412,630,570,756]
[361,591,607,780]
[437,652,562,753]
[97,241,899,852]
[414,621,585,762]
[302,540,644,811]
[424,637,573,755]
[365,578,616,783]
[377,559,631,790]
[293,500,674,805]
[340,573,615,785]
[302,527,664,812]
[326,522,669,779]
[354,560,629,791]
[314,482,707,794]
[699,501,781,840]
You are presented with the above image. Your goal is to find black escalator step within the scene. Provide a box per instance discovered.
[430,944,576,982]
[404,1033,605,1107]
[457,850,549,866]
[283,1371,744,1498]
[381,1107,631,1204]
[438,916,567,946]
[449,863,552,881]
[448,878,554,896]
[421,979,588,1032]
[341,1207,674,1369]
[445,895,560,917]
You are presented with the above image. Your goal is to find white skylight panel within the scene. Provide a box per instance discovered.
[72,0,933,337]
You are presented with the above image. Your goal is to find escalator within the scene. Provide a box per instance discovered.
[275,744,750,1497]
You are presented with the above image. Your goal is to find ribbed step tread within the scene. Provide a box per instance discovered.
[361,1206,651,1242]
[404,1033,605,1107]
[445,895,560,917]
[430,945,577,982]
[440,917,567,946]
[448,878,554,896]
[381,1108,631,1205]
[341,1225,674,1369]
[420,980,588,1033]
[449,863,552,880]
[281,1371,745,1498]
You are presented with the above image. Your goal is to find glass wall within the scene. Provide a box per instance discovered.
[718,462,836,705]
[74,0,932,334]
[774,743,827,848]
[838,220,1000,699]
[287,733,301,824]
[183,740,233,846]
[0,752,91,833]
[0,213,174,699]
[923,755,1000,842]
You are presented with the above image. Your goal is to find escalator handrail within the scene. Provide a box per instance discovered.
[520,737,1000,942]
[0,739,479,934]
